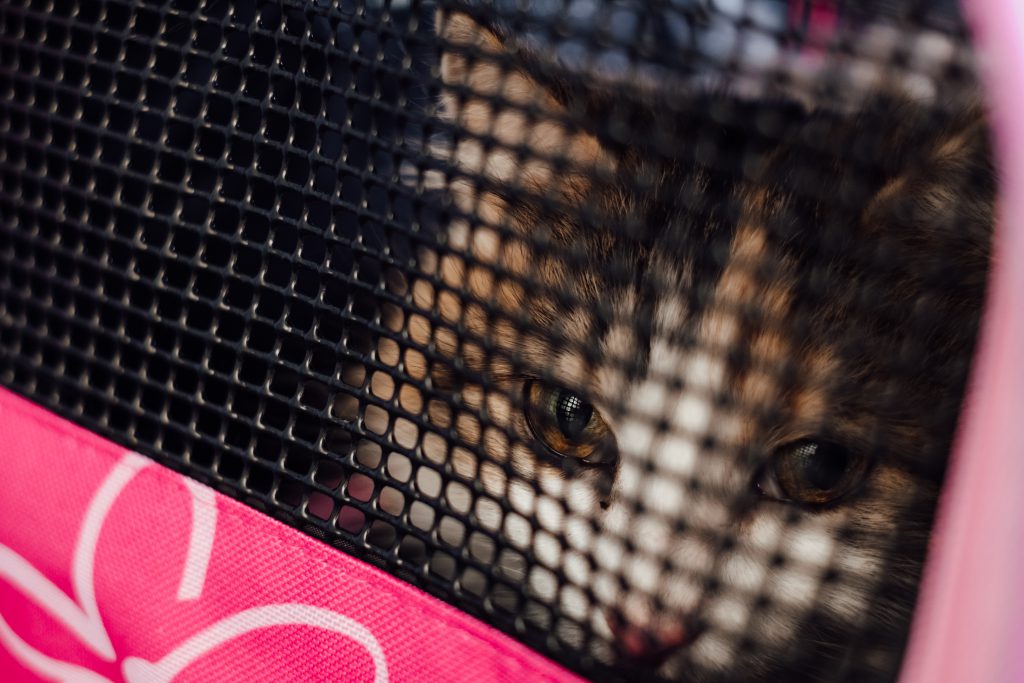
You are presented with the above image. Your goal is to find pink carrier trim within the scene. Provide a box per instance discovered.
[788,0,840,47]
[900,1,1024,681]
[0,387,583,682]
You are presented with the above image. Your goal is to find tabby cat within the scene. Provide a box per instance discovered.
[352,9,993,682]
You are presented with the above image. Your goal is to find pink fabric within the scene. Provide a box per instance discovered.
[788,0,839,54]
[900,1,1024,682]
[0,387,583,683]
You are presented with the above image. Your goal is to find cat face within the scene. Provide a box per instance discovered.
[365,11,992,682]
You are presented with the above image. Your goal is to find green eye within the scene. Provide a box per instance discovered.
[757,439,869,506]
[524,382,614,464]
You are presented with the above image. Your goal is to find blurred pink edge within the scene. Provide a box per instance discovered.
[900,1,1024,682]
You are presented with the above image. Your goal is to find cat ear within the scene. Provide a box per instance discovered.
[434,9,612,218]
[863,104,993,293]
[853,103,994,392]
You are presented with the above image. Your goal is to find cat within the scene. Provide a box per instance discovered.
[343,8,993,682]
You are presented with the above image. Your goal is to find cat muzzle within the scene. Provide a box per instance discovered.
[605,608,701,667]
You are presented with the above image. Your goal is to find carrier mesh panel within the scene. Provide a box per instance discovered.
[0,0,990,681]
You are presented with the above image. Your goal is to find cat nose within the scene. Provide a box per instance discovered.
[605,609,698,666]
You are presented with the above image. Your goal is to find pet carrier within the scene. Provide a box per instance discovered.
[0,0,1021,681]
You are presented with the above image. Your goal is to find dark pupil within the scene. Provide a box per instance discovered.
[554,391,593,440]
[795,441,849,491]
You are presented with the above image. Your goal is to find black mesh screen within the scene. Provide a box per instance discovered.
[0,1,993,681]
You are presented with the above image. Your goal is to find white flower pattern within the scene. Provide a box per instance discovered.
[0,452,388,683]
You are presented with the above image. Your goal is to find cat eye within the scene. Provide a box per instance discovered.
[757,439,870,506]
[524,381,614,465]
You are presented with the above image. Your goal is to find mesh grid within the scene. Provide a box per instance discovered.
[0,1,993,681]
